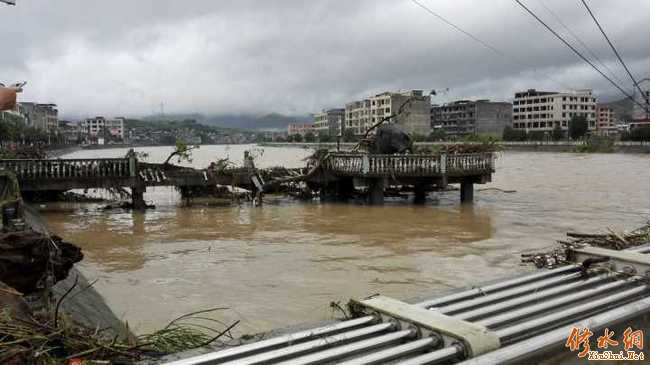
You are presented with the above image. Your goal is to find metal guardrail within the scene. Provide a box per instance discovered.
[162,245,650,365]
[0,158,132,180]
[324,153,494,177]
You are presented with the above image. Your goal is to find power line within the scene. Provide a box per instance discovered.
[513,0,648,113]
[535,0,628,89]
[410,0,505,57]
[579,0,646,99]
[409,0,573,90]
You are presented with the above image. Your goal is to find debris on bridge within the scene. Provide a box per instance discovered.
[521,222,650,268]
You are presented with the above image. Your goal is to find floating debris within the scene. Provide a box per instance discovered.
[521,223,650,268]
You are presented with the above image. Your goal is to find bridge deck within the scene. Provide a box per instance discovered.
[324,152,494,178]
[0,152,495,198]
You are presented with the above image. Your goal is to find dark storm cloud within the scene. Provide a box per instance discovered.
[2,0,649,118]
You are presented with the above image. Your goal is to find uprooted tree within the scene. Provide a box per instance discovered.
[164,139,200,165]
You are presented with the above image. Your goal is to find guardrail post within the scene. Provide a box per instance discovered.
[440,153,447,187]
[128,155,137,178]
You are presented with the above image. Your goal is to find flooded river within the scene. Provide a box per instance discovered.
[38,145,650,335]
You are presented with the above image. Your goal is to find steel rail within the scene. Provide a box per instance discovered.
[162,316,376,365]
[458,297,650,365]
[495,285,648,340]
[218,323,394,365]
[336,337,439,365]
[455,274,612,321]
[479,278,634,328]
[433,271,584,314]
[393,284,648,365]
[415,264,580,308]
[274,329,415,365]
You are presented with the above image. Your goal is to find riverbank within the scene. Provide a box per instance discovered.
[22,205,128,334]
[260,141,650,153]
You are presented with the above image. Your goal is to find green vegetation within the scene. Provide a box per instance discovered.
[318,134,333,143]
[0,113,55,146]
[163,139,200,165]
[568,115,589,140]
[342,129,357,142]
[502,125,566,142]
[502,126,527,141]
[304,132,316,143]
[552,125,564,141]
[621,125,650,142]
[574,135,615,153]
[426,129,447,142]
[287,134,303,142]
[0,306,237,365]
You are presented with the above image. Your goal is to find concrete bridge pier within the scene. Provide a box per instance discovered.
[460,179,474,203]
[131,186,147,210]
[413,183,427,204]
[366,178,385,205]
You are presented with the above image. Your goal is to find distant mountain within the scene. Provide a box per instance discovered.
[141,113,311,130]
[602,97,634,122]
[203,113,311,130]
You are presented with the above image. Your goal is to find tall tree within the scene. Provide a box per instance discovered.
[569,115,589,140]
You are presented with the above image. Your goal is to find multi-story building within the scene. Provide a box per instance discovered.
[262,130,288,141]
[287,123,314,136]
[80,117,125,142]
[431,99,512,137]
[632,78,650,122]
[345,90,432,136]
[344,100,371,136]
[18,102,58,131]
[512,89,597,133]
[313,108,345,137]
[58,120,81,144]
[596,104,617,135]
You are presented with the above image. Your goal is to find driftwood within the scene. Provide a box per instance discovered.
[522,223,650,268]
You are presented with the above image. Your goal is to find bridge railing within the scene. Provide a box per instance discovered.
[446,153,495,175]
[0,158,132,180]
[325,153,494,177]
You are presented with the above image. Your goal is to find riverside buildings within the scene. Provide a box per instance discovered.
[512,89,597,133]
[80,117,125,143]
[313,108,345,137]
[345,90,431,136]
[287,123,314,137]
[431,100,512,137]
[18,102,58,131]
[596,104,617,135]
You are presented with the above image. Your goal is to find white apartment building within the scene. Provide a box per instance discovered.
[345,100,371,135]
[512,89,597,132]
[313,108,345,137]
[345,90,431,136]
[80,117,125,140]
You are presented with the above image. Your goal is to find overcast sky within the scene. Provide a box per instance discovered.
[2,0,649,118]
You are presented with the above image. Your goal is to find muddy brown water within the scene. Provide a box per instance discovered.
[37,145,650,335]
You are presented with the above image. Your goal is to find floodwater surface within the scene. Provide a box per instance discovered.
[38,145,650,334]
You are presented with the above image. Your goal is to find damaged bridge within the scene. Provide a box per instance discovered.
[0,156,277,208]
[0,151,495,207]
